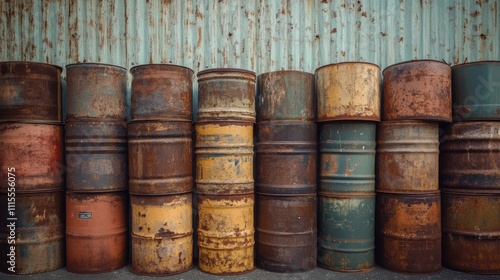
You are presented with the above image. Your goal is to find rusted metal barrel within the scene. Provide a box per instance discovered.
[197,194,255,275]
[197,68,256,122]
[128,121,192,195]
[66,63,127,120]
[0,191,64,274]
[375,192,441,274]
[65,121,128,192]
[452,61,500,121]
[256,71,315,121]
[315,62,380,122]
[0,62,62,124]
[0,123,64,193]
[130,64,193,122]
[66,191,127,273]
[440,122,500,191]
[195,122,253,195]
[382,60,452,122]
[256,194,317,272]
[256,122,316,194]
[376,121,439,193]
[130,193,193,276]
[441,189,500,274]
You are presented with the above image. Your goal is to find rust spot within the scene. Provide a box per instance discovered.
[480,33,487,40]
[341,51,346,57]
[361,11,367,17]
[380,32,387,36]
[399,37,404,42]
[331,28,337,33]
[470,10,480,17]
[322,0,328,3]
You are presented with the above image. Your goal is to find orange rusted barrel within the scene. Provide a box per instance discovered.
[65,120,128,192]
[0,123,64,193]
[0,191,64,274]
[195,122,253,195]
[316,62,380,122]
[130,64,193,122]
[128,121,192,195]
[66,191,127,273]
[382,60,452,122]
[375,192,441,274]
[197,194,255,275]
[376,121,439,194]
[66,63,127,121]
[197,68,256,122]
[130,193,193,276]
[0,62,62,124]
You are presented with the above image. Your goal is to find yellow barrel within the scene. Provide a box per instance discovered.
[130,193,193,276]
[197,194,255,275]
[195,122,254,195]
[316,62,381,122]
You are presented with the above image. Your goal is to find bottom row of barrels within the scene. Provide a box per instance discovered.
[0,191,499,275]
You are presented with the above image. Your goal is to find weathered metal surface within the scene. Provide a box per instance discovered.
[197,68,256,122]
[376,192,441,274]
[197,194,255,275]
[130,64,194,122]
[256,122,316,195]
[66,63,127,120]
[441,190,500,274]
[440,122,500,191]
[128,121,192,195]
[376,121,439,193]
[66,191,127,273]
[0,191,64,274]
[256,70,315,121]
[318,193,375,272]
[316,62,380,122]
[130,193,193,276]
[0,61,62,123]
[452,61,500,121]
[0,123,63,193]
[195,122,253,195]
[382,60,452,122]
[319,122,376,193]
[256,193,317,272]
[65,120,128,192]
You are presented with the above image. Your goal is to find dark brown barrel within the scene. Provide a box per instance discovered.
[440,122,500,191]
[65,121,128,192]
[256,122,316,194]
[0,62,62,123]
[256,193,317,272]
[441,190,500,274]
[128,121,192,195]
[0,191,64,274]
[66,191,127,273]
[256,70,315,121]
[66,63,127,120]
[0,123,64,193]
[375,192,441,274]
[382,60,452,122]
[130,64,194,122]
[376,121,439,193]
[197,68,256,122]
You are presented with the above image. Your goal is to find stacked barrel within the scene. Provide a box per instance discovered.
[65,63,128,273]
[376,60,452,273]
[195,69,256,275]
[128,65,194,276]
[315,63,380,272]
[255,71,317,272]
[440,61,500,274]
[0,62,65,274]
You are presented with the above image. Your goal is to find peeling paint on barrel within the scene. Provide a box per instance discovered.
[197,194,255,275]
[128,121,192,195]
[130,193,193,276]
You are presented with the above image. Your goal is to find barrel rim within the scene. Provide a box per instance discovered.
[382,59,451,75]
[130,63,194,74]
[197,67,256,77]
[65,62,127,71]
[257,69,314,78]
[0,60,63,71]
[315,61,380,73]
[451,60,500,69]
[378,120,439,126]
[194,120,254,126]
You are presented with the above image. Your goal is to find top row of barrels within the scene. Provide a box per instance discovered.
[0,60,499,123]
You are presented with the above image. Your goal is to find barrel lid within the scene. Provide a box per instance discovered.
[130,63,194,74]
[0,61,63,71]
[197,68,256,77]
[65,62,127,71]
[382,59,450,75]
[315,61,380,73]
[257,69,313,77]
[451,60,500,69]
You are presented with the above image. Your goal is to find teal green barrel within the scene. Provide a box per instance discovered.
[318,122,376,272]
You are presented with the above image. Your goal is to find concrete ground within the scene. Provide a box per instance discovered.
[2,265,500,279]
